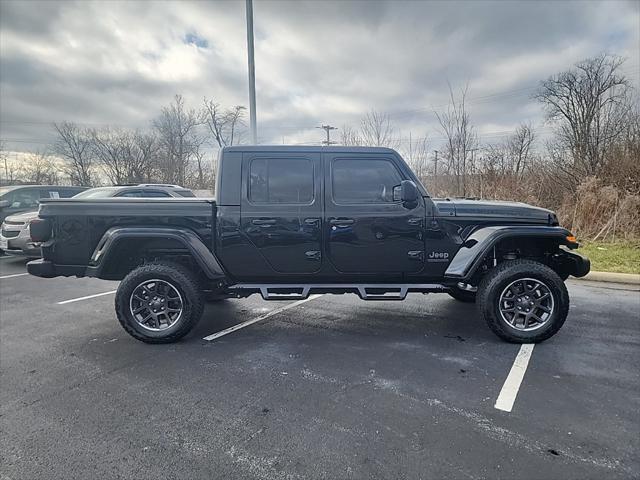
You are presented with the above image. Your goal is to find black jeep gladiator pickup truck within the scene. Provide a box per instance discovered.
[28,146,590,344]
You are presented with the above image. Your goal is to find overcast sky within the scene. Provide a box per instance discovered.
[0,0,638,154]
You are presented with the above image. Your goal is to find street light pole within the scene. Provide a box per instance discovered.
[246,0,257,144]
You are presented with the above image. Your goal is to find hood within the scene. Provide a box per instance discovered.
[433,198,556,224]
[3,210,39,224]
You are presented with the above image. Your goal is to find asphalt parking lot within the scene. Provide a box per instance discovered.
[1,255,639,480]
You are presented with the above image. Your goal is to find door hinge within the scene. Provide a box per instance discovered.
[407,250,424,261]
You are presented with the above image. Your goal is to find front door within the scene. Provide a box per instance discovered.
[324,153,426,275]
[240,152,322,275]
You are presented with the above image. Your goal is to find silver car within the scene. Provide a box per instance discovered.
[0,210,42,257]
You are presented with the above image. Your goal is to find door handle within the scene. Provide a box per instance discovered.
[408,250,424,261]
[329,218,354,226]
[305,250,321,260]
[252,218,276,225]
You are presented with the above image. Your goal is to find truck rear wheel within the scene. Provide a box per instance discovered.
[115,262,204,344]
[477,259,569,343]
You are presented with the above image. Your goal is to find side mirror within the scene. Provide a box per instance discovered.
[393,180,419,206]
[0,200,9,209]
[401,180,419,203]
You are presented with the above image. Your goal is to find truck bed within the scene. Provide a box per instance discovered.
[36,198,217,273]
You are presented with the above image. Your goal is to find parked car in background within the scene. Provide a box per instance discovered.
[0,185,88,223]
[0,184,194,257]
[73,184,195,199]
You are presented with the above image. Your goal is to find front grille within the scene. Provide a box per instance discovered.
[1,229,19,238]
[3,220,25,226]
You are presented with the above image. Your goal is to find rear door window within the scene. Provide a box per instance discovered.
[40,189,61,199]
[117,190,142,198]
[140,191,172,198]
[249,158,314,204]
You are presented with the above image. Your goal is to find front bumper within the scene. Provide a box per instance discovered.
[560,247,591,278]
[0,227,41,257]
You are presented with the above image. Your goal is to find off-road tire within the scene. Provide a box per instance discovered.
[447,288,477,303]
[115,262,204,344]
[477,259,569,343]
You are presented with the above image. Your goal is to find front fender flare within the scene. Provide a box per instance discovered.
[88,227,226,280]
[444,225,574,282]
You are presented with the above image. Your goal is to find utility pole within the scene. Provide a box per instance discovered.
[317,124,338,146]
[433,150,439,194]
[433,150,439,177]
[469,148,479,198]
[246,0,257,144]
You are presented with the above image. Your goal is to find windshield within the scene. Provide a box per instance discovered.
[0,186,24,197]
[73,187,120,198]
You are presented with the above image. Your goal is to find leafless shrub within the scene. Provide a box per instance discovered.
[557,177,640,240]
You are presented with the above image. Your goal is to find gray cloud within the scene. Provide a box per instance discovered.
[0,0,638,153]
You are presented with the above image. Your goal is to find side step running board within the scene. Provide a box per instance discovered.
[227,283,446,301]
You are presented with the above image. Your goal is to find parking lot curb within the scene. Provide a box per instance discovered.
[576,271,640,285]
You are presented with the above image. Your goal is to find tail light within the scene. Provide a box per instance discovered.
[29,218,52,242]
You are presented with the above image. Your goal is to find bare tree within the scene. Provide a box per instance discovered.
[359,110,398,147]
[0,144,24,185]
[0,141,10,185]
[153,95,202,185]
[535,53,632,185]
[130,131,159,183]
[53,121,94,185]
[405,133,430,186]
[340,124,362,146]
[434,84,477,196]
[91,128,158,184]
[22,151,61,185]
[202,98,246,147]
[507,123,536,178]
[90,128,128,185]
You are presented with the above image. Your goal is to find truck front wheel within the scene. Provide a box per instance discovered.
[477,260,569,343]
[115,262,204,344]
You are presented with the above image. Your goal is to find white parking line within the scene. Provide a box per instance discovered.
[494,343,535,412]
[0,273,29,279]
[203,294,323,341]
[57,290,117,305]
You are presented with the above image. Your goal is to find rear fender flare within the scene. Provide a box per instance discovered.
[90,227,226,280]
[444,225,575,282]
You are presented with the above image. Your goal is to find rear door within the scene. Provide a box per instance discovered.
[324,153,426,275]
[240,152,322,275]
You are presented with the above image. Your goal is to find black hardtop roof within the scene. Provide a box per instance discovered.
[222,145,399,155]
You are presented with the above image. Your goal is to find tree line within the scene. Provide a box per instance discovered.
[1,53,638,238]
[340,54,639,239]
[1,95,246,190]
